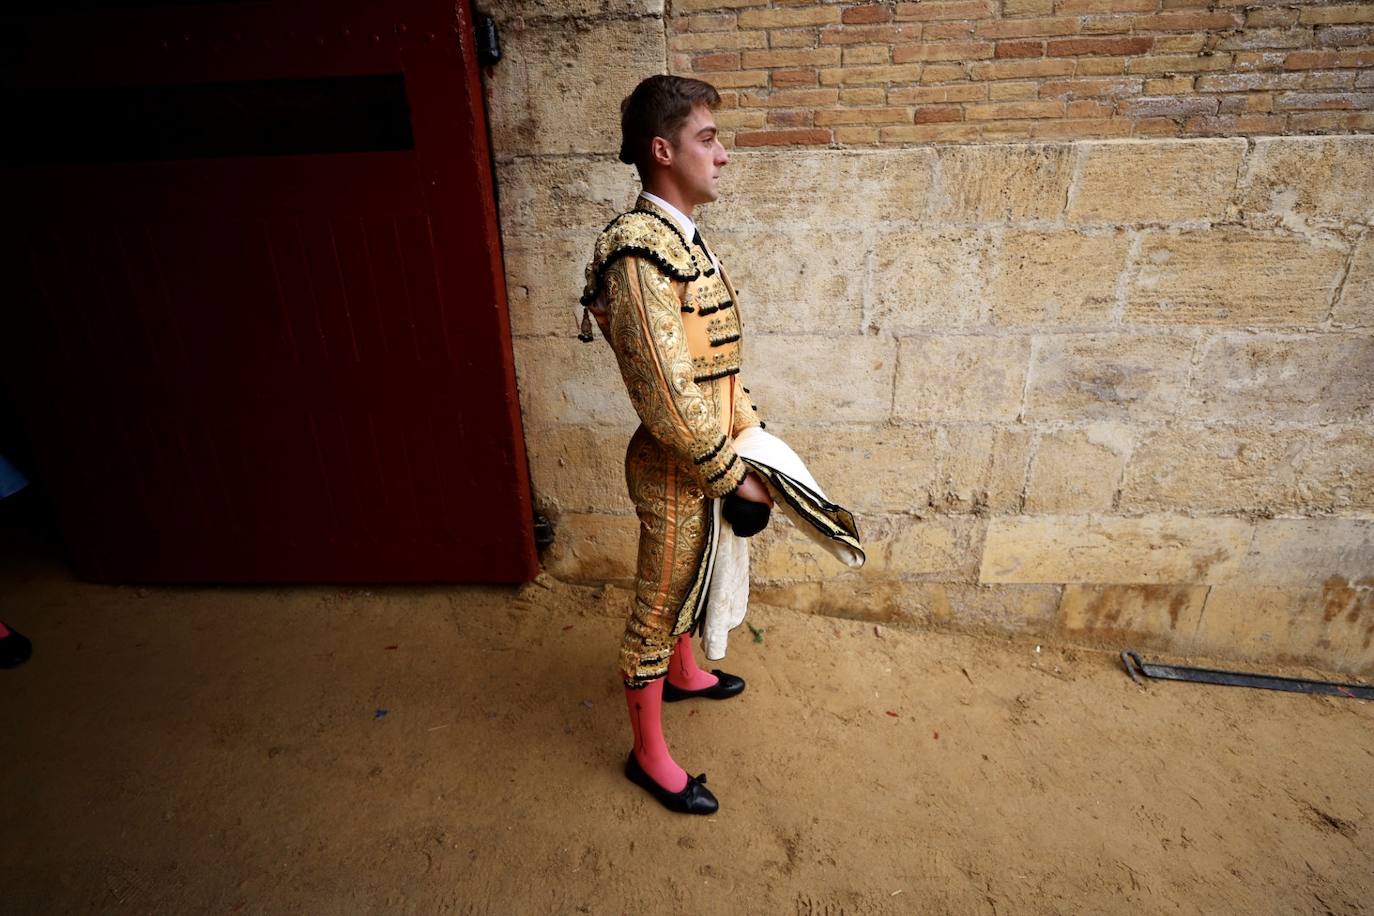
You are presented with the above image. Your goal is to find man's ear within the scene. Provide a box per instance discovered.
[650,136,674,168]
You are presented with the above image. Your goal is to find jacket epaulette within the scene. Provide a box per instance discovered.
[580,209,711,307]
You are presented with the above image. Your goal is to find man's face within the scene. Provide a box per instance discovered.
[667,104,728,207]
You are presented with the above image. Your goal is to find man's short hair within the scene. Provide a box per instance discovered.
[618,75,722,169]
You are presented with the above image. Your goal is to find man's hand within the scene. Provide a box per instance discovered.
[734,471,772,506]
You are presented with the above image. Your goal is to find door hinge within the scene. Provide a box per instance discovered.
[475,13,501,66]
[532,510,554,550]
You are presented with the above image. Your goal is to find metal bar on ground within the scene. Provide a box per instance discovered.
[1120,649,1374,701]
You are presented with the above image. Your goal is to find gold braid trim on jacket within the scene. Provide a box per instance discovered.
[581,210,711,308]
[602,254,747,498]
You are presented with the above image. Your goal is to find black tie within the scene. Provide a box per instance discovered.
[692,229,715,269]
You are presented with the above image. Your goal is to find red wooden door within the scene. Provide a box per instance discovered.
[2,3,539,582]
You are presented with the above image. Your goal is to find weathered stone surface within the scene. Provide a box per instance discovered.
[1024,333,1194,421]
[751,578,939,626]
[1326,578,1374,677]
[483,0,662,24]
[987,230,1130,327]
[751,522,855,582]
[1024,424,1132,512]
[938,425,1033,514]
[781,426,940,514]
[700,149,938,229]
[893,335,1031,421]
[1057,583,1210,650]
[1003,0,1054,14]
[514,338,639,428]
[1224,518,1374,588]
[1333,232,1374,328]
[1192,584,1372,675]
[746,334,897,425]
[1125,229,1347,326]
[754,513,981,581]
[1067,138,1247,224]
[980,514,1253,584]
[871,230,990,332]
[933,143,1074,221]
[497,156,639,233]
[524,425,635,515]
[983,511,1371,592]
[935,583,1063,632]
[884,515,986,581]
[487,18,666,157]
[1181,334,1374,423]
[750,580,1061,631]
[1123,426,1303,515]
[504,236,592,338]
[1300,427,1374,512]
[543,512,639,583]
[709,230,865,335]
[1238,135,1374,226]
[1120,425,1374,514]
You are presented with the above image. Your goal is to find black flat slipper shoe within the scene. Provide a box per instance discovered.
[624,751,719,815]
[663,670,746,702]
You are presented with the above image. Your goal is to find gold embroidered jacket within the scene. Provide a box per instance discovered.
[582,198,760,499]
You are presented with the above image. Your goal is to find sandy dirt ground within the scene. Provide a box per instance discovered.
[2,528,1372,916]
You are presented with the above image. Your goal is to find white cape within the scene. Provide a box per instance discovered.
[701,426,864,661]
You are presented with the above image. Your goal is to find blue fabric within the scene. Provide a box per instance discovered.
[0,453,29,500]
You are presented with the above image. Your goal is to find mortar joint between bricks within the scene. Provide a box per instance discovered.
[1229,134,1259,210]
[1061,142,1087,221]
[859,223,878,336]
[1013,334,1037,430]
[926,146,949,222]
[1015,427,1037,514]
[886,335,904,422]
[1108,230,1143,326]
[1323,230,1364,327]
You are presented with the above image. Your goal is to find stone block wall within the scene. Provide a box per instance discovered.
[482,0,1374,675]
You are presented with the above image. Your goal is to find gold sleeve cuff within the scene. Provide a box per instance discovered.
[701,445,748,499]
[693,434,746,498]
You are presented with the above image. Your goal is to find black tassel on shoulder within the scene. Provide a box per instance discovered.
[578,307,595,343]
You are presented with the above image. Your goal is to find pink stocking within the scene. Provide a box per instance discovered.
[625,679,687,792]
[667,633,719,691]
[0,622,10,638]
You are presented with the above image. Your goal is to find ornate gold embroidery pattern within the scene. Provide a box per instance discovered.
[684,271,731,315]
[691,349,742,382]
[605,257,743,496]
[706,314,741,348]
[731,381,761,437]
[582,211,710,308]
[620,427,712,687]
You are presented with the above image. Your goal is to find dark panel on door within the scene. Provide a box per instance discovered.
[1,2,539,582]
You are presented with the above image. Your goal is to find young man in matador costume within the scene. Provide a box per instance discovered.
[578,75,863,815]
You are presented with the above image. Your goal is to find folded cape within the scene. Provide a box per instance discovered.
[701,426,864,660]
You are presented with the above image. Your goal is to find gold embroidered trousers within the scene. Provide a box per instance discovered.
[619,425,714,686]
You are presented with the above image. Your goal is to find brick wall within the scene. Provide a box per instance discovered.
[667,0,1374,145]
[481,0,1374,675]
